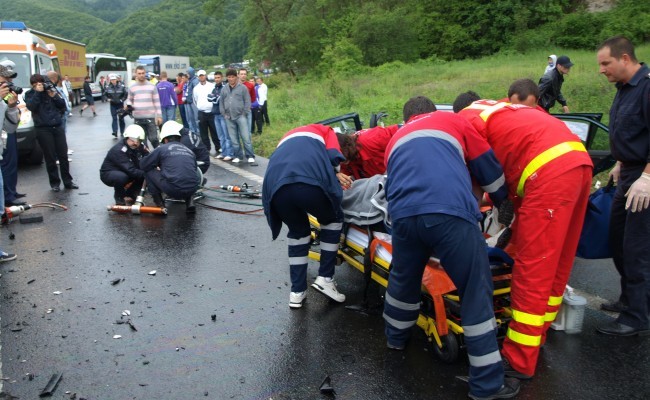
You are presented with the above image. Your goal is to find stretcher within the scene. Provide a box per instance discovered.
[308,214,514,363]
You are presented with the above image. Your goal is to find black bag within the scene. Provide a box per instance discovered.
[576,179,615,259]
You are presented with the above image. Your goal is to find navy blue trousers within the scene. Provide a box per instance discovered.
[1,133,18,203]
[271,183,342,292]
[384,214,503,397]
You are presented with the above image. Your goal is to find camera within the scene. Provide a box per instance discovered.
[42,78,56,91]
[116,105,134,119]
[4,81,23,95]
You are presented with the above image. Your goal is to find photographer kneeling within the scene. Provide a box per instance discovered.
[24,74,78,192]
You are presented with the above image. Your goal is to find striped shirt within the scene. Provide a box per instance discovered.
[126,81,161,119]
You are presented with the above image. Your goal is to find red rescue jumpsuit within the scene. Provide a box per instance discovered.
[341,125,399,179]
[460,101,593,376]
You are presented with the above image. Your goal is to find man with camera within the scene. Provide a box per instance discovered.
[24,73,78,192]
[126,66,162,148]
[0,63,26,207]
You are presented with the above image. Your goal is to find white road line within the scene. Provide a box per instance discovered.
[211,159,264,184]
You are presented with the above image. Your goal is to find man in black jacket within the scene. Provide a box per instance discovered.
[538,55,573,113]
[24,74,78,192]
[105,74,128,138]
[100,125,149,205]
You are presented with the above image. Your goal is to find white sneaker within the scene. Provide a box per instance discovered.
[223,156,233,161]
[232,158,241,163]
[248,157,255,163]
[67,149,74,155]
[216,154,224,159]
[289,291,306,309]
[311,276,345,302]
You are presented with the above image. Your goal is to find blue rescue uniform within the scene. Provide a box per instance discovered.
[140,141,199,199]
[180,128,210,173]
[262,124,345,293]
[384,112,508,398]
[99,139,149,199]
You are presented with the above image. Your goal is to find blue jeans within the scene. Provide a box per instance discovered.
[213,114,232,157]
[161,106,176,124]
[226,114,255,160]
[184,103,199,133]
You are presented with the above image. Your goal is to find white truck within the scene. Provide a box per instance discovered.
[136,55,190,82]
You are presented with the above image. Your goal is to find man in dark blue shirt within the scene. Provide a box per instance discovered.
[596,36,650,337]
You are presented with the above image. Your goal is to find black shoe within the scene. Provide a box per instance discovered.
[503,358,532,380]
[114,196,126,206]
[152,193,165,207]
[5,200,27,207]
[468,377,520,400]
[596,320,650,337]
[112,132,118,138]
[185,196,196,214]
[93,112,97,117]
[15,193,26,198]
[601,300,628,313]
[64,183,79,189]
[51,186,61,192]
[79,109,83,116]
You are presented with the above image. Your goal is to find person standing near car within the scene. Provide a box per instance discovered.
[126,66,162,149]
[24,74,78,192]
[80,76,96,117]
[595,36,650,337]
[537,55,573,113]
[105,74,128,138]
[0,63,26,207]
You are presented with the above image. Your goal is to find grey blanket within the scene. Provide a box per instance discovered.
[341,174,389,226]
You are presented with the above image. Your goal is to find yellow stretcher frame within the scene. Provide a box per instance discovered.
[308,214,513,362]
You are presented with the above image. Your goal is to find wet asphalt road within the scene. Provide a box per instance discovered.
[0,102,648,400]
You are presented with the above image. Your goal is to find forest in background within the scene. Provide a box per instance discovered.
[2,0,648,75]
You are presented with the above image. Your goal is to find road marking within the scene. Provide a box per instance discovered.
[211,159,264,184]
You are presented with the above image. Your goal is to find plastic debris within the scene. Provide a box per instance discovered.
[113,335,122,339]
[122,310,131,316]
[111,278,122,285]
[319,375,334,394]
[53,291,62,295]
[148,270,157,276]
[39,372,62,397]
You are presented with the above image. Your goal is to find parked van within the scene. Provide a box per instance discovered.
[0,21,60,164]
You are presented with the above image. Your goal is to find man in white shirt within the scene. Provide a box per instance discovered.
[192,70,219,154]
[256,76,269,126]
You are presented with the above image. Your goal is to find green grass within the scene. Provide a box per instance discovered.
[254,44,650,158]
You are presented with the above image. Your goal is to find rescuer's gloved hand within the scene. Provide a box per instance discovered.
[625,172,650,213]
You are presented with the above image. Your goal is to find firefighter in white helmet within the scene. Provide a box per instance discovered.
[99,125,150,205]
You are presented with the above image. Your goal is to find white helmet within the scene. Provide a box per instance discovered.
[159,121,183,142]
[123,125,145,141]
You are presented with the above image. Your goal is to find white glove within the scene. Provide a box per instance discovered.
[625,172,650,212]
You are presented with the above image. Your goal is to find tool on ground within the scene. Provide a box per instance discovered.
[107,204,168,215]
[217,182,261,198]
[2,202,68,225]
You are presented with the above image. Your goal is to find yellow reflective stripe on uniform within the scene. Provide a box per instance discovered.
[479,102,510,121]
[517,141,587,197]
[544,311,558,322]
[548,296,563,306]
[512,309,545,327]
[507,328,541,347]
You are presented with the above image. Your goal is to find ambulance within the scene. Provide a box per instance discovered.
[0,21,59,164]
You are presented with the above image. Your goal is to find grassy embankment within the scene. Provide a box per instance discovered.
[254,45,650,162]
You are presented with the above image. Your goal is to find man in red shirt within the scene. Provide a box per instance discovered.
[337,124,399,181]
[238,68,257,134]
[459,79,593,380]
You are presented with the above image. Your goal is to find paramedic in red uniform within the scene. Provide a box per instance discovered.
[384,96,519,400]
[262,124,347,309]
[337,124,399,181]
[459,79,593,380]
